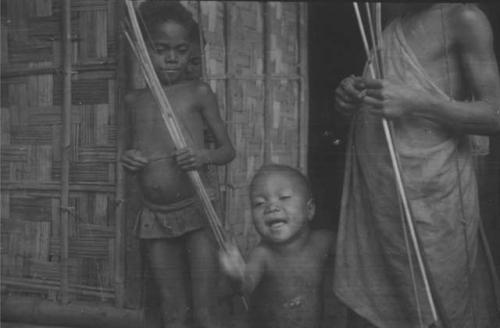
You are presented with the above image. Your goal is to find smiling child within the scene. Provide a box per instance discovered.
[220,164,335,328]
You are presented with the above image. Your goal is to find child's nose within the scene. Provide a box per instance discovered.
[166,50,177,62]
[264,202,280,214]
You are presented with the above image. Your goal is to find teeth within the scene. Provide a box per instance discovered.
[269,221,285,229]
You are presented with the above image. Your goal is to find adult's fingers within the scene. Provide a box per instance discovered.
[361,96,384,109]
[340,77,365,99]
[335,98,358,113]
[365,89,385,100]
[361,77,384,89]
[335,86,362,103]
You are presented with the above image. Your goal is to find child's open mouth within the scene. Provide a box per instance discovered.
[267,218,287,229]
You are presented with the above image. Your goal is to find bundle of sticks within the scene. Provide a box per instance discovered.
[351,3,449,328]
[122,0,228,251]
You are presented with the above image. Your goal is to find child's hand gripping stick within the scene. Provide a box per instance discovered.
[219,242,249,310]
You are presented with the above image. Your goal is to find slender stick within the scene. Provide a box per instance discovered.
[352,2,439,324]
[114,0,127,307]
[364,3,380,77]
[262,2,272,163]
[59,0,72,304]
[297,2,310,172]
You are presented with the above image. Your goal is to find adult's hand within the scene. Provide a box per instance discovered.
[361,78,430,119]
[334,75,367,116]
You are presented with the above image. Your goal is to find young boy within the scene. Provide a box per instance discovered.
[220,164,335,328]
[121,2,235,328]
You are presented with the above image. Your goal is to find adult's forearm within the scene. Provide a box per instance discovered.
[416,97,500,135]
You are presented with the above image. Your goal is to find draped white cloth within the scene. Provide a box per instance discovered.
[333,17,499,328]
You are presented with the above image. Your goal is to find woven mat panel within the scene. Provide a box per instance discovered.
[1,0,121,303]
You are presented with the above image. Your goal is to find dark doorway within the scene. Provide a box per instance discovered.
[307,2,364,230]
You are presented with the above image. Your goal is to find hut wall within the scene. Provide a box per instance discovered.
[1,0,125,306]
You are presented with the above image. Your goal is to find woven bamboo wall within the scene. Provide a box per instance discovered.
[1,0,123,304]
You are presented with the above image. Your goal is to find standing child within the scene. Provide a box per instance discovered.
[121,2,235,328]
[220,164,335,328]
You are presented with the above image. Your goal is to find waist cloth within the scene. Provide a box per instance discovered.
[135,196,213,239]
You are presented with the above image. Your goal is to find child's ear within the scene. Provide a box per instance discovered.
[306,199,315,221]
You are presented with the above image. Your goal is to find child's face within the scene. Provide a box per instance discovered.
[250,171,314,244]
[148,21,192,85]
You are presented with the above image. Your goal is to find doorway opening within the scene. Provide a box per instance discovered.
[307,2,364,230]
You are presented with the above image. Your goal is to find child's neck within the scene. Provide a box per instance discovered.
[268,225,311,255]
[162,79,192,88]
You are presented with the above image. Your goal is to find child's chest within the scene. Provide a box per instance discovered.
[264,254,325,293]
[251,258,324,328]
[133,93,204,146]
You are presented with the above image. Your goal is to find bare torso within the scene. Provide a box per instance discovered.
[250,230,332,328]
[126,81,209,205]
[392,4,467,147]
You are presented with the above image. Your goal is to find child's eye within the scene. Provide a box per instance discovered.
[252,200,265,207]
[177,46,189,53]
[279,195,291,200]
[153,45,167,53]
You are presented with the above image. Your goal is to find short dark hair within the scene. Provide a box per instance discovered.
[250,164,313,199]
[137,1,200,44]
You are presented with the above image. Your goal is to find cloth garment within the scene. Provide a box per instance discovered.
[135,198,209,239]
[333,17,499,328]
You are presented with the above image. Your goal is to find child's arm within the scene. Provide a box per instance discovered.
[175,83,235,170]
[219,243,266,296]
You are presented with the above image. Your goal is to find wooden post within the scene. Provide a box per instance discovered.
[222,1,231,226]
[262,2,272,163]
[114,0,126,307]
[196,0,208,81]
[59,0,72,304]
[297,2,309,172]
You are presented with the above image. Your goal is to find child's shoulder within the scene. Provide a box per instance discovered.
[182,79,215,98]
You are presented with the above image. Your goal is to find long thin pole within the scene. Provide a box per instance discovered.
[114,0,126,307]
[59,0,72,304]
[262,2,272,163]
[297,2,309,173]
[222,1,231,225]
[353,2,439,324]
